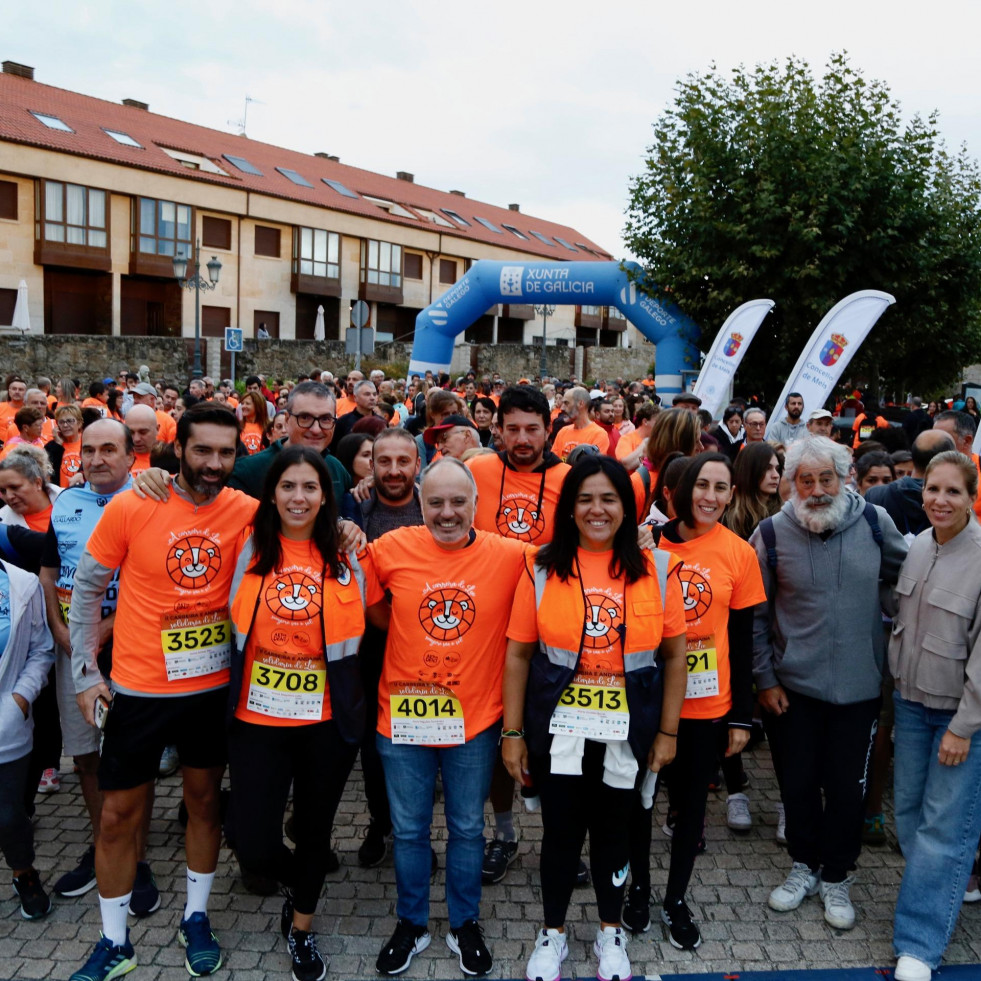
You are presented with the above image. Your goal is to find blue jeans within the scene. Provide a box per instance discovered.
[376,722,498,929]
[893,693,981,968]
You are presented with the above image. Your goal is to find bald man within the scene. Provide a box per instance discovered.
[130,382,176,443]
[125,404,158,478]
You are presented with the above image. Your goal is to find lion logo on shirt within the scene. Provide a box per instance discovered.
[679,569,712,622]
[419,587,475,641]
[583,593,623,652]
[166,535,222,589]
[496,496,545,542]
[63,453,81,477]
[264,572,322,621]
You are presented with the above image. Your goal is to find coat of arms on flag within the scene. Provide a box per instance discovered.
[820,333,847,367]
[723,332,743,357]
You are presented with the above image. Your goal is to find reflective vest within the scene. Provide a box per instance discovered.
[523,549,670,766]
[227,539,367,743]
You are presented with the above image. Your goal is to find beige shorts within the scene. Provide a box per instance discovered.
[55,647,101,757]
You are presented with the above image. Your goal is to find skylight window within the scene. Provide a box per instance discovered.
[224,154,263,176]
[277,167,314,187]
[31,112,73,132]
[441,208,470,227]
[160,147,229,176]
[414,207,455,228]
[554,237,577,252]
[323,178,358,199]
[576,242,596,254]
[363,195,418,220]
[502,224,529,240]
[473,216,502,233]
[529,230,555,246]
[104,129,142,148]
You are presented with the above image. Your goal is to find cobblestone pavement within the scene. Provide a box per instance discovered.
[4,741,980,980]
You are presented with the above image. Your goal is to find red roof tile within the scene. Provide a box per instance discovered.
[0,72,613,260]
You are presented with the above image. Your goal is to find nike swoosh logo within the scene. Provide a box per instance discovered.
[612,863,629,888]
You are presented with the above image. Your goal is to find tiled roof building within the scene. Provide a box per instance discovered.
[0,60,632,355]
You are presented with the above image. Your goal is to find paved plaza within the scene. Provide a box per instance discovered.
[3,740,980,980]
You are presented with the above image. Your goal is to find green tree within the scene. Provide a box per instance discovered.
[625,53,981,400]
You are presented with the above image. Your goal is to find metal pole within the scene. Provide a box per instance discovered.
[230,350,236,386]
[539,307,548,381]
[192,239,202,380]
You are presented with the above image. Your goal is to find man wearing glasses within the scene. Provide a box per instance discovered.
[229,381,351,503]
[743,407,768,445]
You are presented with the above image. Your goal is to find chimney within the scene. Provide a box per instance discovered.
[2,61,34,80]
[122,99,149,111]
[315,152,340,162]
[449,189,466,197]
[508,203,520,212]
[396,171,414,183]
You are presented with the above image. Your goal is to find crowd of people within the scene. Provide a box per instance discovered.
[0,364,979,981]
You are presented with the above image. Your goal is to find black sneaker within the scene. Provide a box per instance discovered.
[621,884,651,934]
[358,822,391,868]
[129,861,161,917]
[446,919,492,976]
[661,898,701,950]
[288,927,327,981]
[13,868,52,920]
[54,845,97,897]
[481,838,517,884]
[281,886,294,940]
[376,918,431,975]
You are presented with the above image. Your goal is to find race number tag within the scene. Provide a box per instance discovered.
[57,586,72,625]
[549,672,629,740]
[247,661,326,721]
[390,682,465,745]
[161,607,232,681]
[859,425,874,439]
[685,635,719,699]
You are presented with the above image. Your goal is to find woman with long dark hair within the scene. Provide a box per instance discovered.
[502,455,687,981]
[227,445,379,981]
[723,441,782,541]
[624,453,765,951]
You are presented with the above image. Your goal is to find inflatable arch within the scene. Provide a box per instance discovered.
[407,260,700,394]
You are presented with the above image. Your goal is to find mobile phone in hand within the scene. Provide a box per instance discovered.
[94,695,110,731]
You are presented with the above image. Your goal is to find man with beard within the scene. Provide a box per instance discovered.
[767,392,807,445]
[68,403,256,980]
[749,435,906,934]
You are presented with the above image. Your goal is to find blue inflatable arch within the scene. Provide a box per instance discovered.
[407,260,700,394]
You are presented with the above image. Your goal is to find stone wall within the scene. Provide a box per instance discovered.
[449,341,655,383]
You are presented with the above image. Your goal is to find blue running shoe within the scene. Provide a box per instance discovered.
[178,912,222,976]
[70,933,137,981]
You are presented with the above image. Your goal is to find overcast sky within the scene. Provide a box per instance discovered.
[8,0,980,259]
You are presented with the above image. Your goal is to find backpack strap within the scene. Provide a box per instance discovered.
[758,516,778,570]
[862,500,884,548]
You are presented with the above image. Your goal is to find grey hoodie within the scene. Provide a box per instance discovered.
[750,492,907,704]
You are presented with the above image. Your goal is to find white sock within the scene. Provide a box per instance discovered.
[184,868,216,919]
[99,892,132,947]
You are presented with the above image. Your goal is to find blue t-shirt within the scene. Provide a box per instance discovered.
[43,480,132,624]
[0,565,11,659]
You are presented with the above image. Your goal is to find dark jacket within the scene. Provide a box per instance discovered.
[865,476,928,538]
[228,438,350,503]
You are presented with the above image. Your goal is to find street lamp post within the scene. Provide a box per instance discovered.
[173,239,222,380]
[534,304,555,382]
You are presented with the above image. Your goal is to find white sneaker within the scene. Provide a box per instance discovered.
[819,876,855,929]
[726,793,751,831]
[768,862,819,912]
[593,926,631,981]
[525,928,568,981]
[775,803,787,844]
[894,955,932,981]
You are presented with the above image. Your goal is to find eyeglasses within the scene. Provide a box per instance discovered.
[290,411,336,429]
[745,420,766,427]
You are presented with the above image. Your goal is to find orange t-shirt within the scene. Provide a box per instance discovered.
[58,440,82,487]
[155,410,177,444]
[366,526,526,742]
[615,428,646,462]
[0,403,22,428]
[335,396,355,417]
[0,437,44,462]
[660,522,766,720]
[81,398,109,417]
[467,453,570,545]
[130,453,151,478]
[507,547,686,676]
[233,538,380,727]
[972,454,981,520]
[86,486,257,695]
[25,505,53,533]
[551,421,610,461]
[241,423,265,455]
[851,413,889,448]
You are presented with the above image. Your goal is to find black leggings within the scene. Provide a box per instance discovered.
[358,624,390,833]
[228,718,357,914]
[628,717,727,902]
[531,741,633,927]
